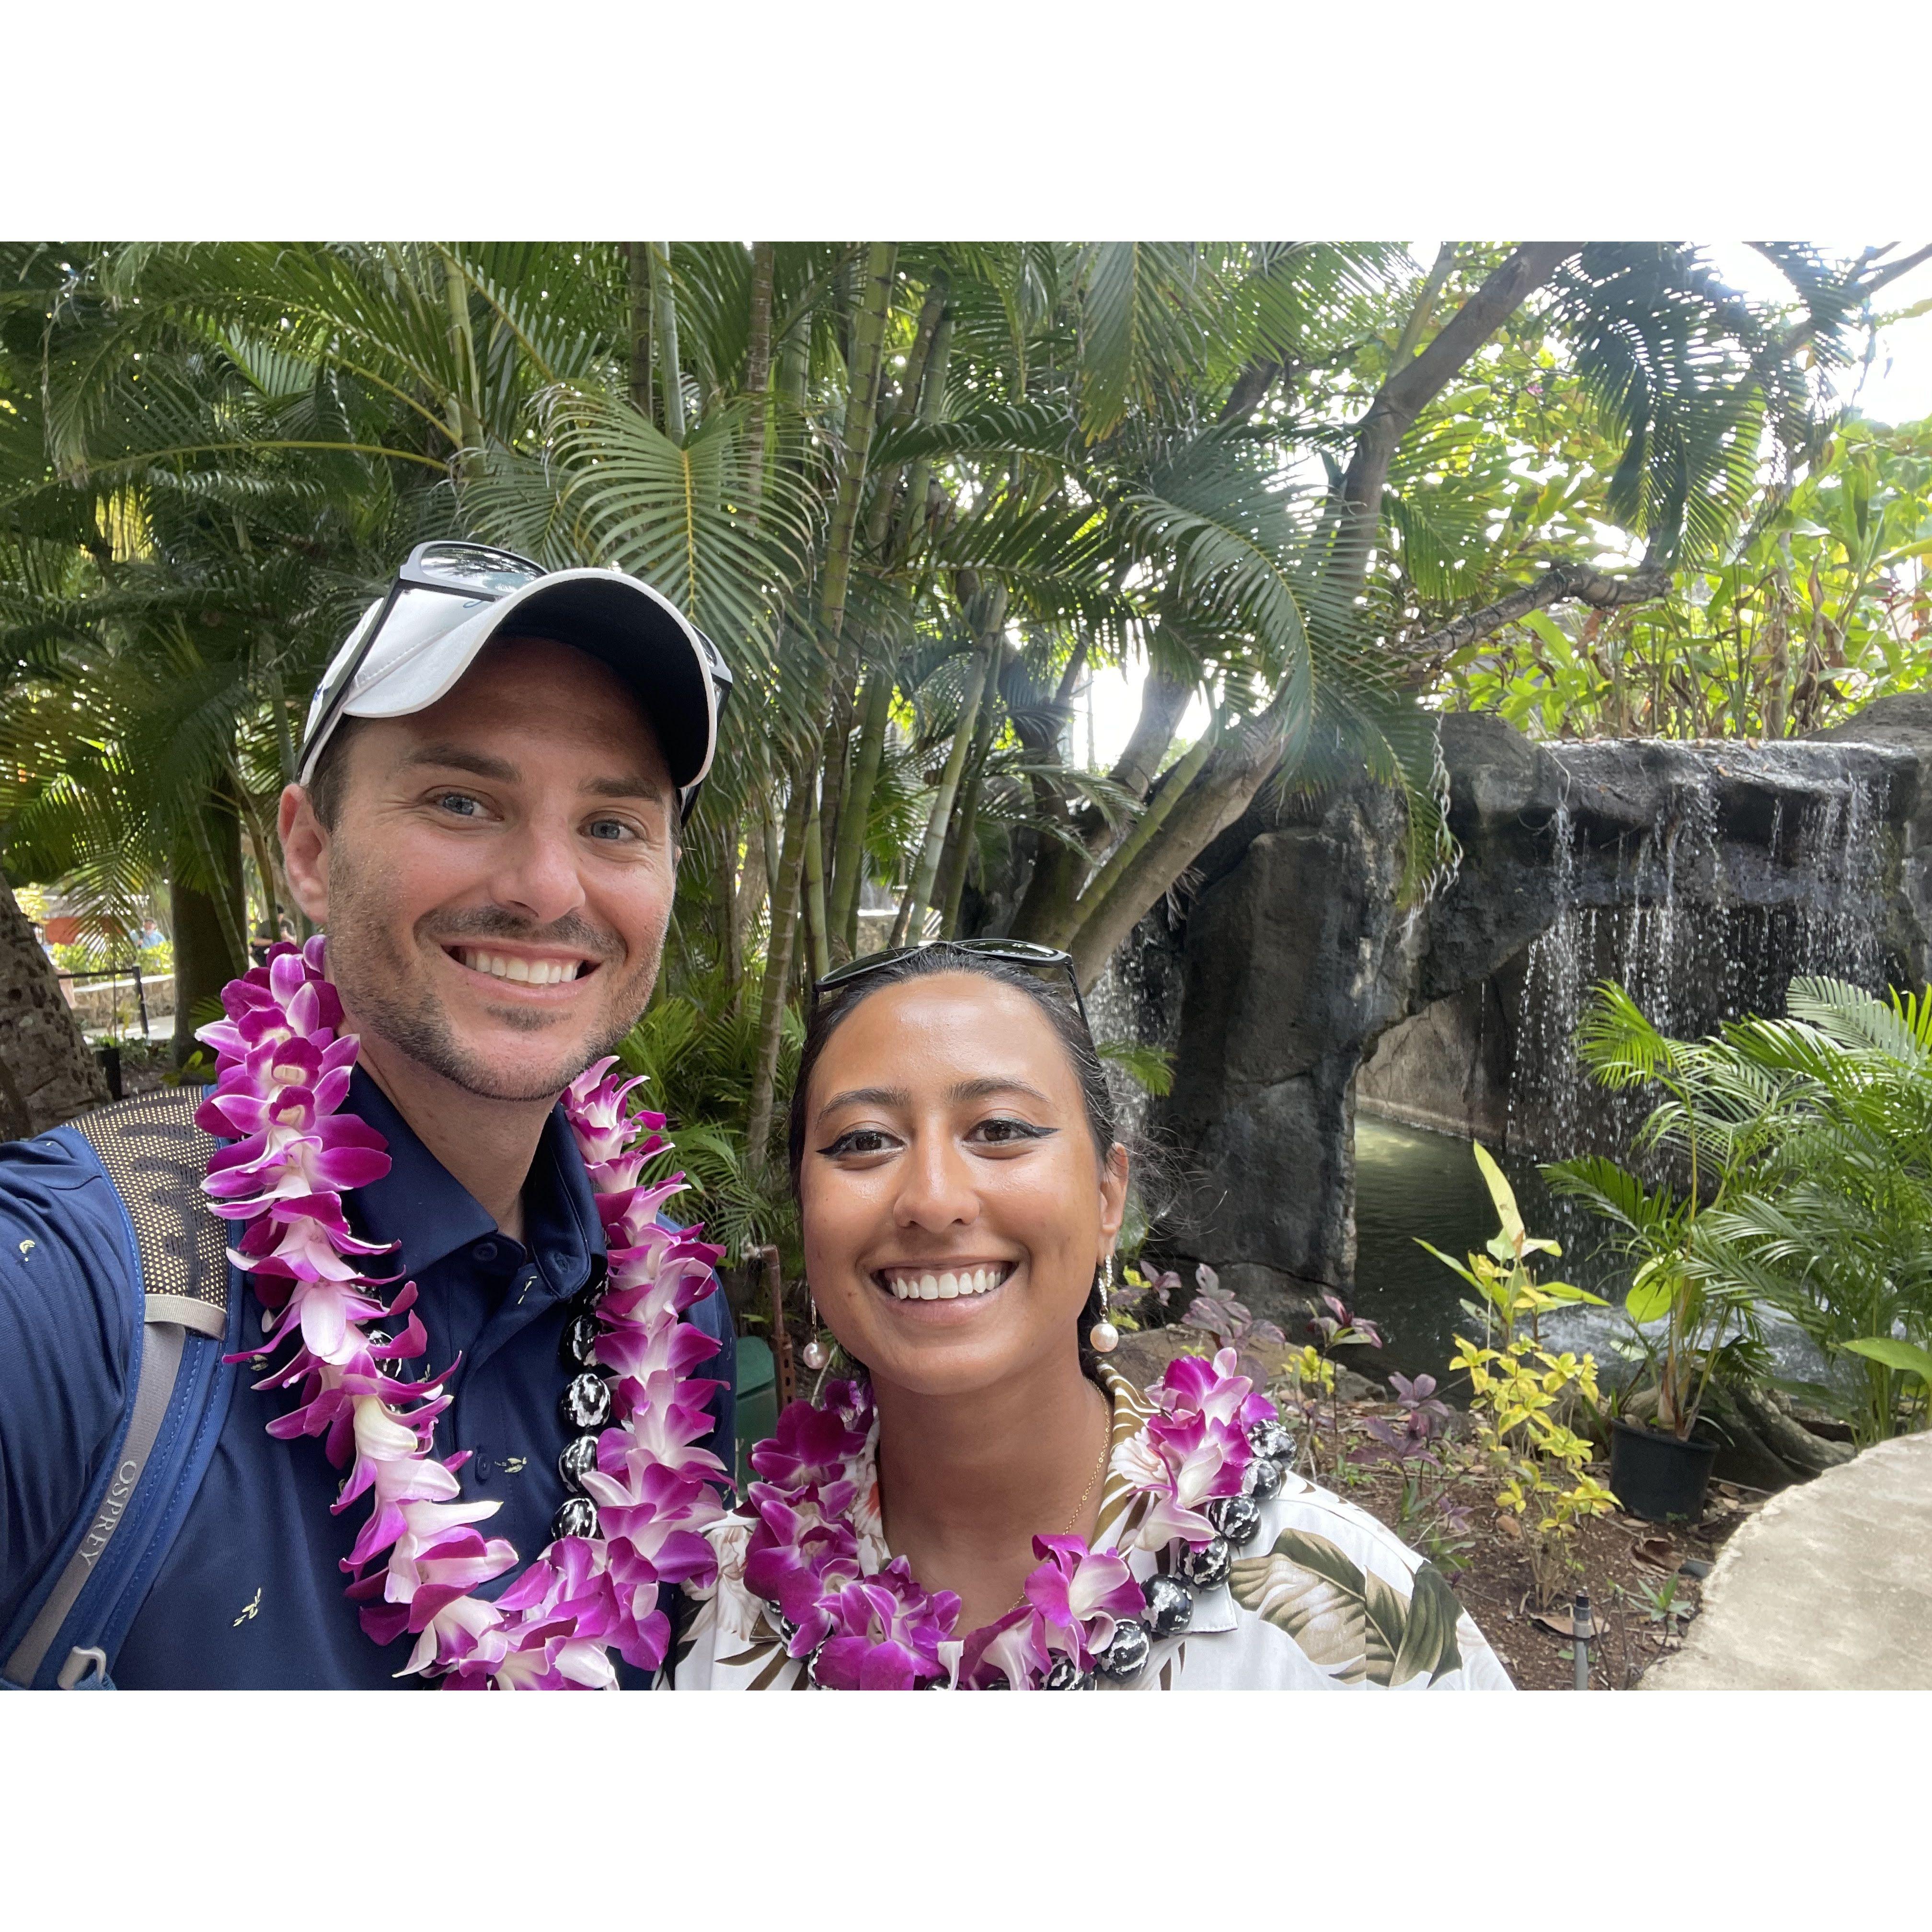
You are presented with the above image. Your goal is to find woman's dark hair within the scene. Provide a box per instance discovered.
[786,944,1122,1370]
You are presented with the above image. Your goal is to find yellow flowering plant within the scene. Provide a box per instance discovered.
[1426,1142,1617,1605]
[1452,1334,1618,1604]
[1273,1344,1336,1479]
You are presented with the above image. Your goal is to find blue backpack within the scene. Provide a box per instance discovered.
[0,1089,241,1690]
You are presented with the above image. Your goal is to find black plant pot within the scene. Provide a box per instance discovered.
[1609,1418,1718,1524]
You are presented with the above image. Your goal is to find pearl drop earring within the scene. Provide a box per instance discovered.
[800,1292,829,1372]
[1087,1257,1119,1355]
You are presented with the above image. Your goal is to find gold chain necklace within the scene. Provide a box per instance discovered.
[1000,1402,1113,1617]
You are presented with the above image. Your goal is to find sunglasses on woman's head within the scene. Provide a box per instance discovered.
[811,939,1091,1032]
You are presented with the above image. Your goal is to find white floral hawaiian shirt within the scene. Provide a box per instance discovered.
[671,1364,1514,1691]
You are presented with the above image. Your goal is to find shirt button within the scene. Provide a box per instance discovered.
[473,1452,493,1484]
[473,1241,498,1263]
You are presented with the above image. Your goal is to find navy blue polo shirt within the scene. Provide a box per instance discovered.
[0,1070,734,1689]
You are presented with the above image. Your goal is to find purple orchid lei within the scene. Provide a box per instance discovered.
[198,938,728,1689]
[738,1346,1279,1689]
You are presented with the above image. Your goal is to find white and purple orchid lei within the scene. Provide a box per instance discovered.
[739,1347,1278,1689]
[197,938,728,1689]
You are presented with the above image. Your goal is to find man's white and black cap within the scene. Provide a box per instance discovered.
[298,554,731,818]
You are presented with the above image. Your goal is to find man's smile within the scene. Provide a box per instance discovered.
[441,942,605,994]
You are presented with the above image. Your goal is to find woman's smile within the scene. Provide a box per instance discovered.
[872,1259,1016,1303]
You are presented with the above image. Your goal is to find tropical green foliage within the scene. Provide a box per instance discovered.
[1544,983,1779,1437]
[2,238,1920,1247]
[1429,418,1932,740]
[612,964,803,1272]
[1690,978,1932,1444]
[1548,977,1932,1448]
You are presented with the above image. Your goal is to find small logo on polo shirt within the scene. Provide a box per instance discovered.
[234,1587,263,1626]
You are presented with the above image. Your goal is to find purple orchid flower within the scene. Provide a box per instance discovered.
[1023,1534,1144,1665]
[958,1606,1055,1690]
[808,1565,956,1690]
[749,1386,875,1489]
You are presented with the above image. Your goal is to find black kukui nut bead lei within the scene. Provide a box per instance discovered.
[1179,1534,1233,1589]
[558,1431,599,1491]
[1043,1656,1094,1690]
[1209,1493,1265,1547]
[1143,1572,1195,1638]
[1094,1617,1153,1680]
[559,1370,612,1432]
[561,1310,602,1370]
[1247,1417,1294,1462]
[551,1495,599,1541]
[1243,1455,1285,1501]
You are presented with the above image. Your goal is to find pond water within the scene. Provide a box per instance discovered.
[1348,1111,1625,1388]
[1347,1109,1830,1396]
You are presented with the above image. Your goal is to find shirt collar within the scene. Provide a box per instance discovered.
[343,1067,600,1298]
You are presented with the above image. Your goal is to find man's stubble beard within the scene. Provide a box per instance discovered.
[322,838,664,1105]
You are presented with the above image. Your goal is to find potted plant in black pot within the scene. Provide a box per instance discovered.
[1544,984,1771,1523]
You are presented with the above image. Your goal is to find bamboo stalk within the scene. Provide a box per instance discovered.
[743,242,774,520]
[802,776,830,984]
[440,251,484,460]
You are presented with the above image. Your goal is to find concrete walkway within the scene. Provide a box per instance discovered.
[1644,1432,1932,1690]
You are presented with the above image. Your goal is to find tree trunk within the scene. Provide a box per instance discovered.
[1066,705,1276,988]
[743,242,775,500]
[812,244,904,937]
[0,873,110,1137]
[626,242,654,422]
[896,637,995,943]
[1004,638,1094,943]
[828,664,895,953]
[648,243,686,441]
[747,774,812,1166]
[1109,660,1194,806]
[933,651,1002,937]
[170,793,246,1066]
[1062,717,1221,956]
[731,805,768,985]
[826,287,955,950]
[440,251,484,460]
[1053,245,1581,987]
[1324,243,1576,615]
[1388,242,1458,367]
[802,777,830,984]
[745,244,899,1173]
[714,812,743,985]
[892,309,954,568]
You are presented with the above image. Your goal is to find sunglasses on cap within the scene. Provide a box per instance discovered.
[300,540,735,821]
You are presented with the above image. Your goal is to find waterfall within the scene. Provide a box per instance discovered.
[1505,745,1894,1167]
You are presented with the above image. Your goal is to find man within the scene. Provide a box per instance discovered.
[0,542,737,1689]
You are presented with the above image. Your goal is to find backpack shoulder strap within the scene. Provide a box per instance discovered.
[1,1088,238,1690]
[72,1088,230,1338]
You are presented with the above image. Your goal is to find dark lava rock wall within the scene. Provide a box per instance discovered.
[1138,699,1932,1326]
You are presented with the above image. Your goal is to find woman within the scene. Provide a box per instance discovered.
[674,942,1511,1690]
